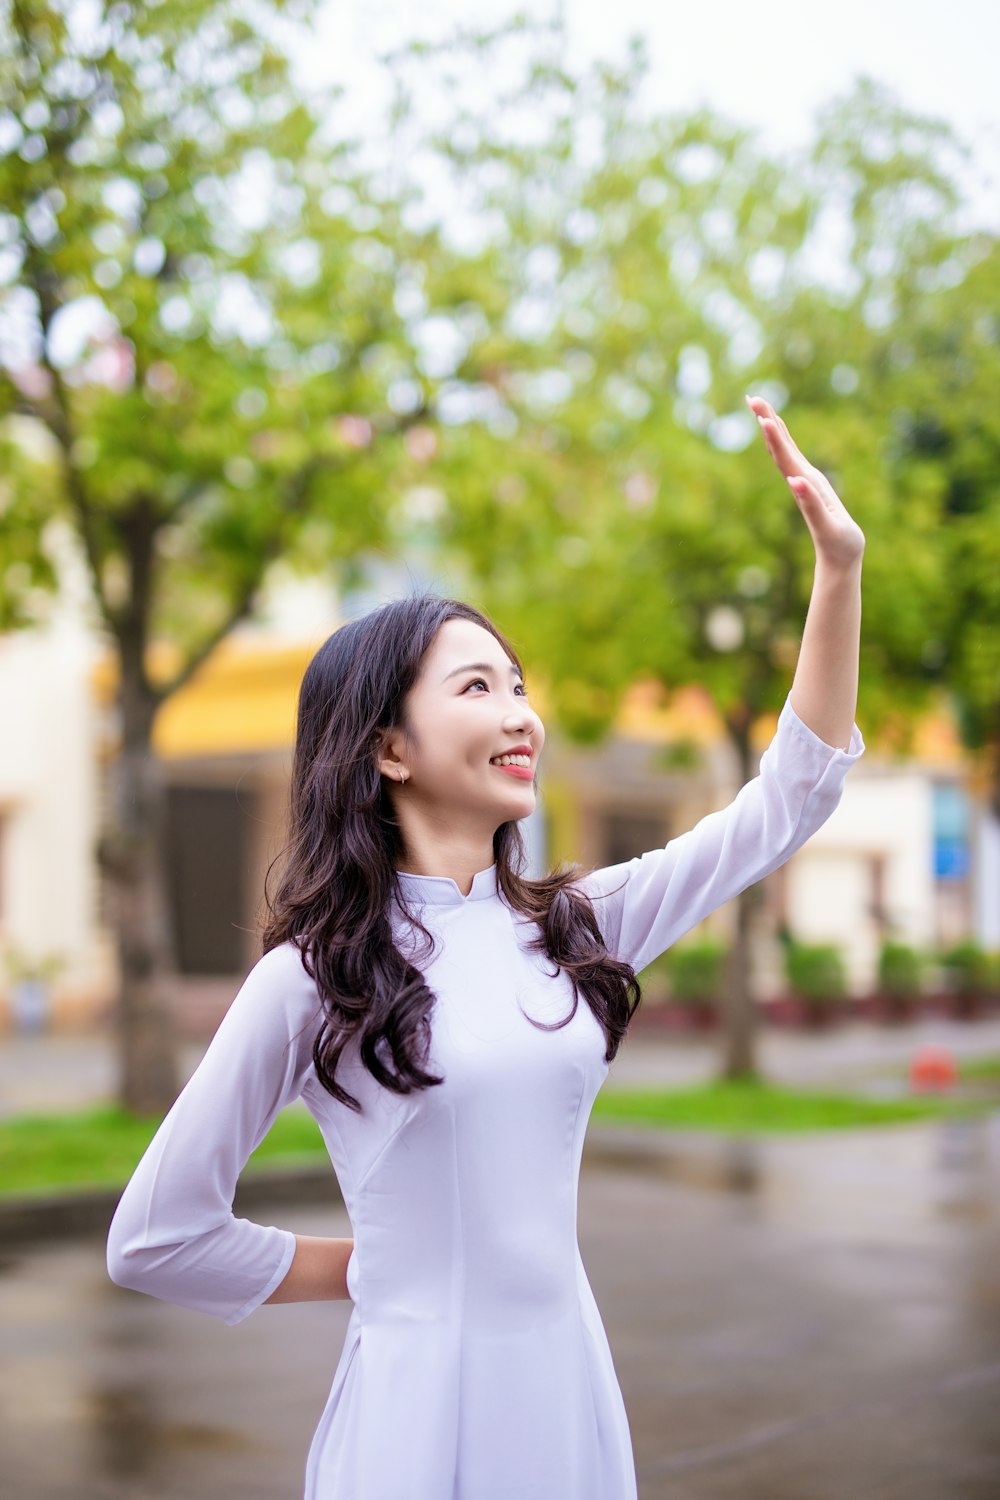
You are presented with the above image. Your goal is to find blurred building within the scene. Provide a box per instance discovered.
[0,566,994,1032]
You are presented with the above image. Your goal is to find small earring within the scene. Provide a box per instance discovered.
[398,770,407,784]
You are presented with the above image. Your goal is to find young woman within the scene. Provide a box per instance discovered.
[107,396,866,1498]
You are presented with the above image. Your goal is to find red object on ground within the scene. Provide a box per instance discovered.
[909,1045,957,1091]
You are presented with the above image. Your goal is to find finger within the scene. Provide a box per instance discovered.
[749,397,841,509]
[786,475,825,535]
[748,397,810,470]
[762,416,811,474]
[790,472,841,517]
[762,423,828,502]
[757,417,801,476]
[788,473,839,523]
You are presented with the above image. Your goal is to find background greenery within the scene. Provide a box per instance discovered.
[2,3,997,1106]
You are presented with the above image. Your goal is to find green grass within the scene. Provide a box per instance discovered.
[0,1101,326,1199]
[950,1052,1000,1082]
[0,1073,997,1199]
[591,1078,995,1133]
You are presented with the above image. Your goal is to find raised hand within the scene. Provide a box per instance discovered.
[746,395,865,572]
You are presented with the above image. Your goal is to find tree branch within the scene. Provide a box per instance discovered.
[152,573,261,705]
[20,248,119,628]
[150,449,351,704]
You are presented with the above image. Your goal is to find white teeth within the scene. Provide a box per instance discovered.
[491,753,531,767]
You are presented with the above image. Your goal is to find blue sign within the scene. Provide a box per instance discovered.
[933,784,969,881]
[934,840,970,879]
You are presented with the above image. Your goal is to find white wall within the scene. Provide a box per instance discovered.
[787,773,937,992]
[0,622,104,1001]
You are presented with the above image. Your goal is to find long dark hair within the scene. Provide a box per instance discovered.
[261,591,641,1113]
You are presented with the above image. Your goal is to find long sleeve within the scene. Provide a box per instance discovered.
[573,691,865,973]
[106,940,323,1326]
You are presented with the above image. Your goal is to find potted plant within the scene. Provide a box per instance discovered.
[783,939,847,1028]
[663,937,727,1031]
[631,951,674,1031]
[988,951,1000,1013]
[936,939,991,1019]
[867,940,925,1023]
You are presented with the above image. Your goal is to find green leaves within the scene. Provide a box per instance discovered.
[0,0,426,687]
[0,3,995,796]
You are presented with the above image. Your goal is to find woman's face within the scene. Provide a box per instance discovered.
[379,617,545,832]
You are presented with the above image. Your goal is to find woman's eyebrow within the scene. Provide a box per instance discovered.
[442,661,524,683]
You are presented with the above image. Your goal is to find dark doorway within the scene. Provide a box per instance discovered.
[165,784,257,974]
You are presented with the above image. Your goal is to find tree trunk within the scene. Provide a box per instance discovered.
[718,881,765,1080]
[98,672,181,1117]
[717,714,764,1081]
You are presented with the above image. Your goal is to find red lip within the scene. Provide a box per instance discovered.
[491,744,533,759]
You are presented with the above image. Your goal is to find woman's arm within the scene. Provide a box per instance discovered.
[264,1234,355,1305]
[746,393,865,754]
[575,698,864,972]
[573,395,868,973]
[106,942,325,1325]
[789,559,862,754]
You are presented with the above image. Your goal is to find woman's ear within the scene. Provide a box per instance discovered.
[374,728,407,783]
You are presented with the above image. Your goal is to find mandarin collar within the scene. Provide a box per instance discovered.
[394,862,498,906]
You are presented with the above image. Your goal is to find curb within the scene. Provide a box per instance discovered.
[0,1163,345,1247]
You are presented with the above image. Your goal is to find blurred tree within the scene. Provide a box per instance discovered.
[793,77,998,810]
[0,0,447,1112]
[367,37,994,1078]
[871,237,1000,814]
[2,4,994,1104]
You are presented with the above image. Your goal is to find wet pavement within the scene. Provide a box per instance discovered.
[2,1113,999,1499]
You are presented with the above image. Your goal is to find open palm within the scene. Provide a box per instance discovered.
[746,395,866,571]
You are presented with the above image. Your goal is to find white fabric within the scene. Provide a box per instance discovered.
[107,692,864,1498]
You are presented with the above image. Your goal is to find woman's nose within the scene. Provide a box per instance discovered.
[504,707,539,735]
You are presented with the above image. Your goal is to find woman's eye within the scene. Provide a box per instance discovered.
[463,678,528,695]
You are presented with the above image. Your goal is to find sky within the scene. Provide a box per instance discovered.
[28,0,1000,411]
[295,0,1000,231]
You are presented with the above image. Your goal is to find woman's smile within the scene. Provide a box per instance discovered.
[490,761,534,780]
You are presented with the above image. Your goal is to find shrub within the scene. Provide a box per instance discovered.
[666,937,728,1006]
[877,941,925,996]
[987,951,1000,994]
[636,949,672,1003]
[784,940,847,1004]
[938,939,991,995]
